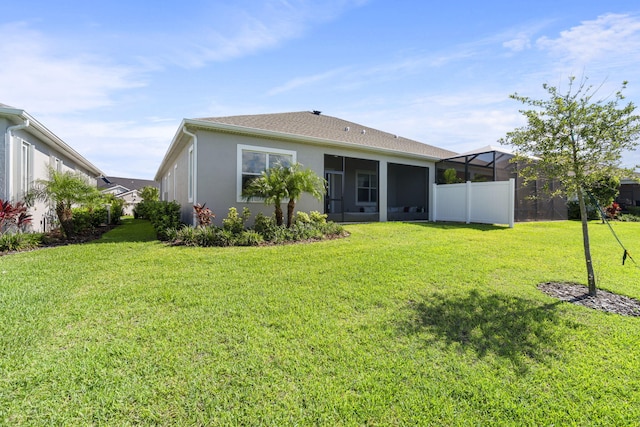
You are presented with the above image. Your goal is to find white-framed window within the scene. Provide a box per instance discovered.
[188,145,194,202]
[166,172,171,201]
[50,156,63,172]
[356,170,377,206]
[20,141,33,198]
[173,164,177,201]
[237,144,296,201]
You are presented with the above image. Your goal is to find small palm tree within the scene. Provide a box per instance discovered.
[26,167,100,238]
[242,165,288,226]
[281,163,326,228]
[243,162,326,227]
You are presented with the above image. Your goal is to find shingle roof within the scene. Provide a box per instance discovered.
[98,176,158,190]
[194,111,458,160]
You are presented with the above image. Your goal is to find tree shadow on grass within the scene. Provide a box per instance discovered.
[84,219,158,244]
[399,289,580,374]
[407,221,511,232]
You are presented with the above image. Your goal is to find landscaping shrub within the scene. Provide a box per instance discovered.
[626,206,640,216]
[107,198,125,224]
[567,201,599,220]
[71,206,109,234]
[222,207,250,234]
[0,232,43,252]
[143,201,182,240]
[617,213,640,222]
[165,207,344,247]
[0,199,32,234]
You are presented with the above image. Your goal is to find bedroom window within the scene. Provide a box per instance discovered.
[356,170,377,205]
[237,144,296,201]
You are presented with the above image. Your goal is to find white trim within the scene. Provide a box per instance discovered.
[236,144,296,203]
[173,164,177,201]
[188,144,195,203]
[20,140,33,200]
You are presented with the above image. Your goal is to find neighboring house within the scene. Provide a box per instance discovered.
[0,103,104,232]
[155,111,458,226]
[616,175,640,212]
[98,177,158,215]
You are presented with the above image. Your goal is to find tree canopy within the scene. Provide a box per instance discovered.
[500,77,640,295]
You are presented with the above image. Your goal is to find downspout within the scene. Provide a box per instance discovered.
[5,119,30,201]
[182,126,197,225]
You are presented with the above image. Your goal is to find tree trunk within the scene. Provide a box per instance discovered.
[286,199,295,228]
[56,203,75,238]
[274,204,283,227]
[577,188,597,296]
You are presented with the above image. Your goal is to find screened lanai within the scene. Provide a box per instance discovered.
[436,146,567,221]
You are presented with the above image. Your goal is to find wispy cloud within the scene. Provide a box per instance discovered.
[162,0,371,68]
[0,22,143,114]
[267,67,352,95]
[536,13,640,66]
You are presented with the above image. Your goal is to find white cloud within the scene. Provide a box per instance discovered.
[162,0,370,68]
[503,33,532,52]
[267,67,352,95]
[536,13,640,66]
[0,22,143,114]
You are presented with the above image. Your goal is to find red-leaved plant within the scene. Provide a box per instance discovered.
[605,202,622,220]
[193,203,215,226]
[0,199,32,234]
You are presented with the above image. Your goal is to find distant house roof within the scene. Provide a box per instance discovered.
[98,176,158,191]
[0,103,104,177]
[191,111,458,160]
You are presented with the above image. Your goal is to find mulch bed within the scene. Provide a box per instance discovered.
[538,282,640,317]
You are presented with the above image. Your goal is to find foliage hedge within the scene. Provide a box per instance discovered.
[134,200,183,240]
[165,208,345,247]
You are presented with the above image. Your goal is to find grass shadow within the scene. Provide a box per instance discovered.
[400,289,577,374]
[87,218,158,244]
[406,221,511,232]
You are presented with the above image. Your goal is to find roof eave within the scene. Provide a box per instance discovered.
[0,107,104,177]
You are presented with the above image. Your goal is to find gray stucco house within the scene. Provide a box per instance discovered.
[155,111,457,226]
[1,103,104,232]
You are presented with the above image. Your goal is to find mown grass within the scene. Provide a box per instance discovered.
[1,218,639,425]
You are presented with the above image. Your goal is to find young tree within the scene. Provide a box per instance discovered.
[26,168,100,238]
[281,163,326,228]
[500,77,640,296]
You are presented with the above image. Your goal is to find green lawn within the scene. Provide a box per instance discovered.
[1,219,640,425]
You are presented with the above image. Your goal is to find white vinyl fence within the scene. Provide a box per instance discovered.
[432,179,515,227]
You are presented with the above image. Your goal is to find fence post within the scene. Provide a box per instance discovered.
[465,181,472,224]
[432,183,438,222]
[508,178,515,228]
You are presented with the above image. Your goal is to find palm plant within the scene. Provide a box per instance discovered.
[281,163,326,228]
[26,167,100,238]
[243,162,326,228]
[242,165,288,226]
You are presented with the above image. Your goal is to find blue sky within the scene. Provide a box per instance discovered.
[2,0,640,179]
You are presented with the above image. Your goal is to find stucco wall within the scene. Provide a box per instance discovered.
[160,126,438,226]
[4,125,97,232]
